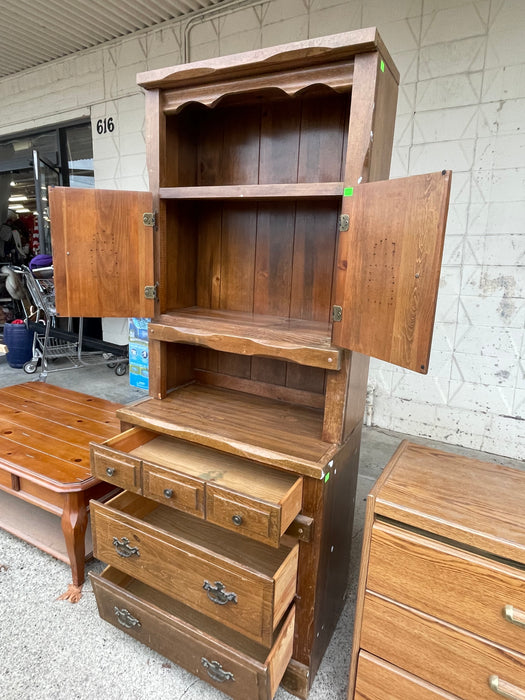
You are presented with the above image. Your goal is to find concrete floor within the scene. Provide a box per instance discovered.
[0,356,522,700]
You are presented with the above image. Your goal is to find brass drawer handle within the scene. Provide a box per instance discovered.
[203,580,237,605]
[106,467,115,476]
[112,536,140,558]
[163,488,173,499]
[232,514,243,526]
[489,675,525,700]
[201,657,235,683]
[503,604,525,629]
[114,606,141,629]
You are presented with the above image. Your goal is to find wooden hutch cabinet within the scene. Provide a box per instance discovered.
[49,29,450,700]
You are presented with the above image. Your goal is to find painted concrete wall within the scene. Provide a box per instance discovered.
[0,0,523,460]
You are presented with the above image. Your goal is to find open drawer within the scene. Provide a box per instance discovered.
[91,566,295,700]
[91,427,303,547]
[91,490,299,647]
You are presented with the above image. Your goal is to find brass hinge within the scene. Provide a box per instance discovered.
[144,283,158,300]
[332,305,342,322]
[143,212,156,227]
[339,214,349,232]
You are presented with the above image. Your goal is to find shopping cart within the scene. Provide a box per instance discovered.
[12,265,128,380]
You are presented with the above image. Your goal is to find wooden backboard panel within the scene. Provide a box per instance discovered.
[332,171,451,373]
[50,188,155,318]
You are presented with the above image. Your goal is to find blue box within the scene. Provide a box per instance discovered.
[129,318,150,390]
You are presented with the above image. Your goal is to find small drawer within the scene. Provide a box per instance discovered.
[360,592,525,700]
[367,521,525,654]
[90,435,142,493]
[91,491,299,647]
[90,566,295,700]
[142,460,204,518]
[91,427,303,547]
[355,651,457,699]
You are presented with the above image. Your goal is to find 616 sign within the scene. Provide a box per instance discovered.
[96,117,115,135]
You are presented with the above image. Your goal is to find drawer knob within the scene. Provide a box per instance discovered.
[106,467,115,476]
[201,657,235,683]
[112,536,140,558]
[489,674,525,700]
[503,604,525,629]
[163,488,173,499]
[232,514,243,526]
[114,606,141,629]
[203,580,237,606]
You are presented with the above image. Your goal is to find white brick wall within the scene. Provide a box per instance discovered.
[0,0,523,460]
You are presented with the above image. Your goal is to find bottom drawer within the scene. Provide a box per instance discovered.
[90,566,295,700]
[355,651,457,699]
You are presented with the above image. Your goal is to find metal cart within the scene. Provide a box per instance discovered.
[15,265,128,380]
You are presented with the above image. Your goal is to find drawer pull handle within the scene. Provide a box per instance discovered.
[106,467,115,476]
[489,675,525,700]
[201,657,235,683]
[203,580,237,605]
[232,514,243,526]
[504,604,525,629]
[114,606,141,629]
[113,536,140,558]
[163,488,173,499]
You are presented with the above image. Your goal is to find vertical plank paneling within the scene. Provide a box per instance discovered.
[196,106,224,186]
[220,203,256,312]
[221,103,261,185]
[196,203,222,309]
[259,99,302,184]
[298,91,349,183]
[254,202,295,316]
[290,202,338,322]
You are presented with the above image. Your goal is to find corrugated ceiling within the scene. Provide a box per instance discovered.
[0,0,226,78]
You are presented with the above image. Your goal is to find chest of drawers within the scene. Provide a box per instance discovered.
[348,441,525,700]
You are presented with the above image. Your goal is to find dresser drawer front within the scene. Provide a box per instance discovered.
[361,592,525,700]
[206,485,279,546]
[368,521,525,654]
[142,461,205,518]
[90,443,141,493]
[355,651,457,699]
[90,494,298,646]
[90,567,295,700]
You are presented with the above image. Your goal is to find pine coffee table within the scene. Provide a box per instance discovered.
[0,381,122,601]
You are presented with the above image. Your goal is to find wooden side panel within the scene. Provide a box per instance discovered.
[333,171,451,373]
[50,187,154,318]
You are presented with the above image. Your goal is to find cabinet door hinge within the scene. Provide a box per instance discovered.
[143,212,156,227]
[339,214,349,232]
[144,283,158,300]
[332,305,342,322]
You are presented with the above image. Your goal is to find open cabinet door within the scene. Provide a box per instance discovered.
[332,170,451,373]
[49,187,155,318]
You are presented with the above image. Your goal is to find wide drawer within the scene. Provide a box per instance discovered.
[91,427,303,546]
[91,490,299,647]
[360,591,525,700]
[354,651,457,699]
[91,566,295,700]
[368,520,525,654]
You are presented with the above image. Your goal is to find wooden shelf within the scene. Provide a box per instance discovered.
[148,307,341,370]
[159,183,344,200]
[117,383,337,479]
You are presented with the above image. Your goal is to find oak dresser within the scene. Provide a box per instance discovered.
[348,441,525,700]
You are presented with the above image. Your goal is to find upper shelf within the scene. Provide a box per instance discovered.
[159,183,344,200]
[148,307,341,371]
